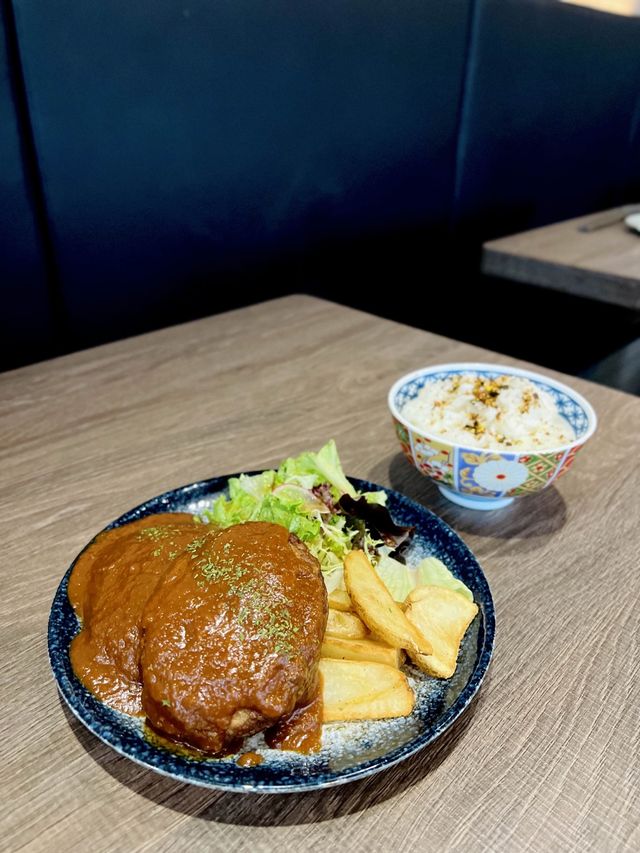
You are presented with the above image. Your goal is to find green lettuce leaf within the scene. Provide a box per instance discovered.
[415,557,474,601]
[375,554,416,603]
[230,470,275,501]
[208,488,257,526]
[277,439,356,499]
[202,441,416,579]
[360,491,388,506]
[374,553,474,603]
[252,494,321,542]
[202,440,361,573]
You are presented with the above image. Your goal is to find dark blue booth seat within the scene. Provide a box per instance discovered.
[0,10,53,370]
[628,90,640,198]
[442,0,640,376]
[3,0,640,371]
[453,0,640,243]
[11,0,472,348]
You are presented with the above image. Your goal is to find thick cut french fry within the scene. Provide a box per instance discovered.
[344,550,432,655]
[328,589,352,612]
[325,608,368,639]
[321,635,402,668]
[405,585,478,678]
[320,658,414,721]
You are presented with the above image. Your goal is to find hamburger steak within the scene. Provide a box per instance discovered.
[68,513,203,715]
[140,521,327,753]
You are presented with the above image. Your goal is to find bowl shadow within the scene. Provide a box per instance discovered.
[59,683,486,826]
[368,452,567,540]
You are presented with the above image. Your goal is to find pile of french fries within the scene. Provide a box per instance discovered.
[320,550,478,722]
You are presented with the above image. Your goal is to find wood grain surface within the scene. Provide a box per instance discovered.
[1,295,638,853]
[482,208,640,309]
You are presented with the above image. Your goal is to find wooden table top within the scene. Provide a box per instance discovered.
[482,207,640,309]
[2,295,638,852]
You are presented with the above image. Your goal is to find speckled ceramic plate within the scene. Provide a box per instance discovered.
[49,475,494,793]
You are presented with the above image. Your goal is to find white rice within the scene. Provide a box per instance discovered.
[402,373,575,450]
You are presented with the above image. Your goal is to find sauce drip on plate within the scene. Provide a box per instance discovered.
[265,687,323,753]
[236,752,264,767]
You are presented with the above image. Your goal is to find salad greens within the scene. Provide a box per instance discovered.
[375,554,474,603]
[203,440,381,574]
[202,440,472,601]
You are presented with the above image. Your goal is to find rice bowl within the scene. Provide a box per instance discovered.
[401,373,575,452]
[388,363,597,510]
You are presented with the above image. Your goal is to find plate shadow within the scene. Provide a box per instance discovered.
[60,684,487,826]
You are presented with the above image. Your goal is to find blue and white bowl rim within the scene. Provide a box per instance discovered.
[388,362,597,456]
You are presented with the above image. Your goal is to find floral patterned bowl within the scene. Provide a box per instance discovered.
[388,363,597,510]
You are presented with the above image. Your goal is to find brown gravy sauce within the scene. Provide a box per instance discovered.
[69,513,198,715]
[68,513,325,758]
[265,685,323,754]
[236,752,264,768]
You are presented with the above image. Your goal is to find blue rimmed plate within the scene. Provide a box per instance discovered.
[48,475,494,793]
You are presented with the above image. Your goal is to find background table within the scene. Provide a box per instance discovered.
[2,295,638,852]
[482,207,640,310]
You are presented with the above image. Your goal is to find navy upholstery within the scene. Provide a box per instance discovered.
[1,0,639,370]
[628,91,640,198]
[453,0,640,241]
[11,0,472,347]
[0,8,53,370]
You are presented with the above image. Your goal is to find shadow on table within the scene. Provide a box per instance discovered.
[369,452,567,540]
[60,683,487,826]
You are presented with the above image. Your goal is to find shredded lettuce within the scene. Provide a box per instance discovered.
[202,441,374,573]
[202,440,472,602]
[277,439,356,499]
